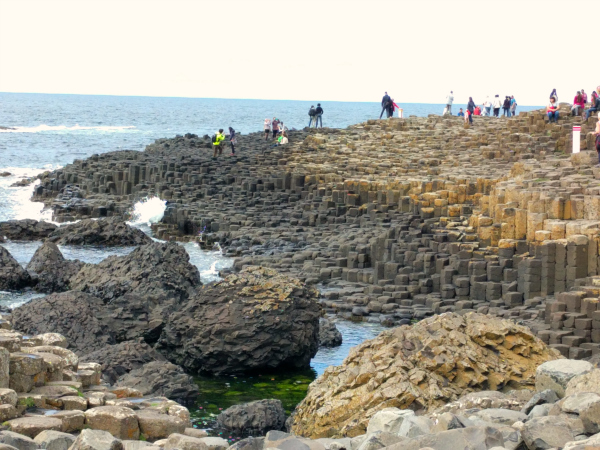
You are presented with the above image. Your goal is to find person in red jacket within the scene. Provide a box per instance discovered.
[572,91,585,116]
[474,105,481,116]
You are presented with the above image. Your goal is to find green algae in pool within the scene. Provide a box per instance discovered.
[190,370,315,438]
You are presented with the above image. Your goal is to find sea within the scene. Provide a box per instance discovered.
[0,93,542,408]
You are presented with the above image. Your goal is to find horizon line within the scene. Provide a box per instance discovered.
[0,91,542,107]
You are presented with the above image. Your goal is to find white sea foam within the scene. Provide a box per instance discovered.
[0,124,136,133]
[127,196,167,227]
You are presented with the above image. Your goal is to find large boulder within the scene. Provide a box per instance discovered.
[26,241,84,293]
[34,430,76,450]
[80,340,166,384]
[115,360,199,402]
[0,219,57,241]
[521,415,582,449]
[12,291,115,355]
[291,312,561,438]
[48,218,152,246]
[318,319,342,348]
[69,241,201,302]
[85,406,140,440]
[70,429,124,450]
[386,426,504,450]
[216,399,286,435]
[0,246,31,290]
[535,359,592,398]
[156,266,321,375]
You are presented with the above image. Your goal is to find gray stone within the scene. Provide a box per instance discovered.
[0,431,38,450]
[565,368,600,397]
[397,416,432,438]
[365,408,415,435]
[385,426,504,450]
[163,434,209,450]
[527,404,550,419]
[229,438,264,450]
[69,429,123,450]
[217,399,285,435]
[33,430,75,450]
[318,319,342,348]
[521,415,579,449]
[473,409,527,426]
[535,359,593,398]
[520,389,559,414]
[356,432,405,450]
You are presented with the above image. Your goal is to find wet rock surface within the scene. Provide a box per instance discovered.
[48,217,152,246]
[69,241,201,303]
[156,266,321,375]
[318,318,342,348]
[0,220,57,241]
[216,399,286,436]
[0,246,31,291]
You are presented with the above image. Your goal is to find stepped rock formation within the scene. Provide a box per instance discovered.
[156,266,321,374]
[0,219,57,241]
[290,312,561,438]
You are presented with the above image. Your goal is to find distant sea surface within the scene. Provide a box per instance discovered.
[0,92,542,221]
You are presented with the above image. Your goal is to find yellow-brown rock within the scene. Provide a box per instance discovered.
[290,312,561,439]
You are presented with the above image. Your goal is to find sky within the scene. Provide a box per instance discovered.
[0,0,597,105]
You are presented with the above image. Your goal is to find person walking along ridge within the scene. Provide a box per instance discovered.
[466,97,475,125]
[380,92,391,119]
[315,104,324,128]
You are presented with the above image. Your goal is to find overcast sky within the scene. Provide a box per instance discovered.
[0,0,597,105]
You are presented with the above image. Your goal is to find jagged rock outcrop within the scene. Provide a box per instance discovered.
[69,241,201,303]
[0,219,57,241]
[217,399,286,435]
[80,340,167,385]
[318,318,342,348]
[115,361,199,402]
[0,246,31,290]
[291,312,561,438]
[12,291,115,355]
[156,266,321,375]
[48,217,152,246]
[26,241,83,293]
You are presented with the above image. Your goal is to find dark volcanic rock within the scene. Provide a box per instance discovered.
[217,399,286,435]
[80,340,167,384]
[95,293,177,344]
[0,219,57,241]
[0,246,31,290]
[115,360,199,402]
[12,291,115,355]
[156,266,321,375]
[318,318,342,348]
[26,241,83,293]
[48,217,152,246]
[69,241,201,303]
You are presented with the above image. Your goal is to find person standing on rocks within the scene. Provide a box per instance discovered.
[510,96,517,117]
[308,106,316,128]
[315,104,324,128]
[380,92,391,119]
[272,117,280,139]
[482,97,491,116]
[502,96,511,117]
[445,91,454,115]
[594,111,600,165]
[264,119,271,140]
[212,129,225,158]
[228,127,237,156]
[492,95,502,117]
[466,97,475,125]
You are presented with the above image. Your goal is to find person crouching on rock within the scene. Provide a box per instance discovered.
[212,129,225,158]
[228,127,237,156]
[270,132,288,148]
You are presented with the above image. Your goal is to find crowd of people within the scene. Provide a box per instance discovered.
[445,92,517,125]
[546,87,600,123]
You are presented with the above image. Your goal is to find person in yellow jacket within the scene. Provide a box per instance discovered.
[212,129,225,158]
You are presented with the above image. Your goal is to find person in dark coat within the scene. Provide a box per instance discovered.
[380,92,391,119]
[467,97,476,124]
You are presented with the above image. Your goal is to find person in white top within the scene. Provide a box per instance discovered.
[263,119,271,141]
[483,97,492,116]
[492,95,502,117]
[445,91,454,115]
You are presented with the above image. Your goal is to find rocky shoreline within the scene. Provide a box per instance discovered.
[1,105,600,448]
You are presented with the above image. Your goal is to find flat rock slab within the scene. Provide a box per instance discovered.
[6,416,62,438]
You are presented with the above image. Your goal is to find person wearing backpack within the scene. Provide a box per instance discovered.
[315,104,324,128]
[308,106,316,128]
[212,129,225,158]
